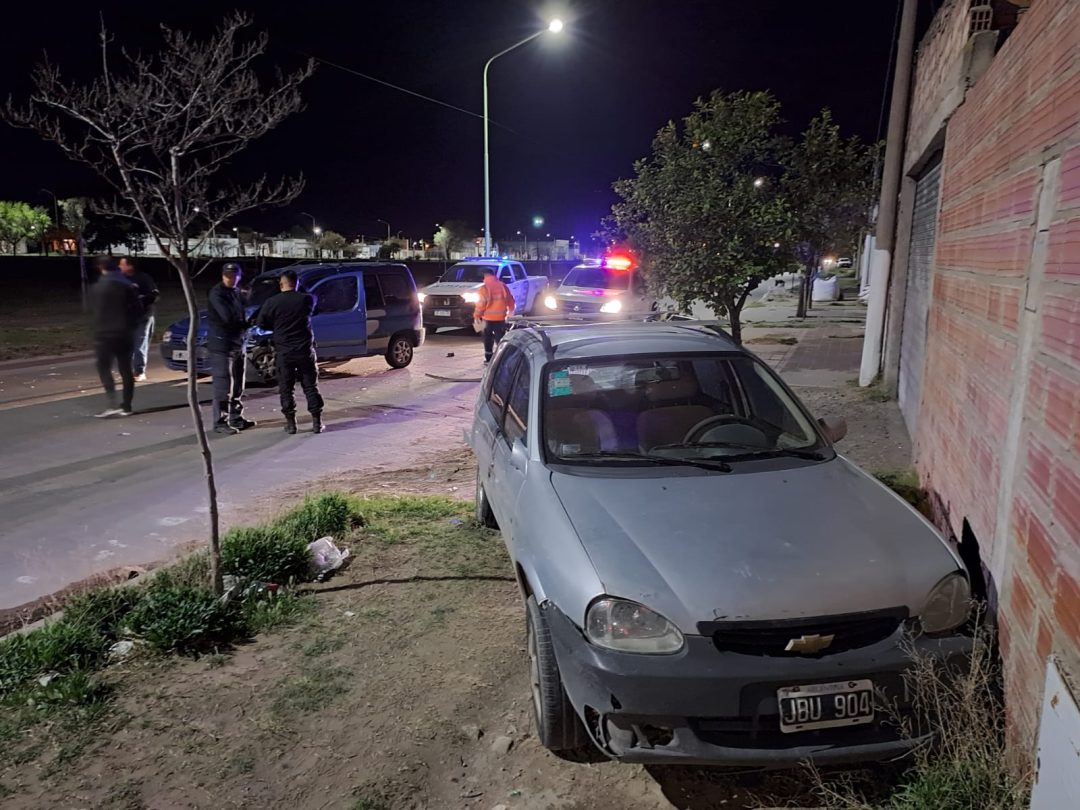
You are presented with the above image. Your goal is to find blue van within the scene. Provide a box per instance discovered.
[160,262,424,383]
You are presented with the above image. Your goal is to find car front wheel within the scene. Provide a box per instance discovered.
[526,596,588,752]
[385,334,414,369]
[475,470,499,529]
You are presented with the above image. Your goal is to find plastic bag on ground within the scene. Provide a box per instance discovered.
[308,536,350,581]
[812,275,840,302]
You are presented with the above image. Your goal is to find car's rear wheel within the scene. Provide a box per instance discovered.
[475,470,499,529]
[385,334,414,369]
[526,596,588,752]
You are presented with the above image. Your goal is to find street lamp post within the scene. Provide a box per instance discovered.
[483,19,563,257]
[377,218,391,242]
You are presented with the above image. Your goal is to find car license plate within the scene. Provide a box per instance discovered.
[777,679,874,733]
[172,350,189,361]
[434,309,451,317]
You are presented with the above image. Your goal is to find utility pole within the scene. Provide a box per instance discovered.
[859,0,918,386]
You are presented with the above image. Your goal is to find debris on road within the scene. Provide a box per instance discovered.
[308,536,350,580]
[490,735,513,755]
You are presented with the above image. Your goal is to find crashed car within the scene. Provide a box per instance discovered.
[466,320,973,767]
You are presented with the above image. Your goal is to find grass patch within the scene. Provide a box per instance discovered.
[279,491,366,541]
[746,334,799,346]
[873,469,931,517]
[268,661,352,719]
[814,629,1029,809]
[353,799,389,810]
[123,583,244,654]
[862,382,895,402]
[221,526,310,584]
[242,591,314,634]
[357,495,506,576]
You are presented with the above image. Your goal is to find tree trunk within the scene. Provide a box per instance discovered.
[77,236,89,312]
[176,253,224,594]
[728,288,750,346]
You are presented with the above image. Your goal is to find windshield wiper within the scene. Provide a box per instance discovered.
[562,451,732,472]
[653,441,826,460]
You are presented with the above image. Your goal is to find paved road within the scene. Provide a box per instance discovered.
[0,332,484,610]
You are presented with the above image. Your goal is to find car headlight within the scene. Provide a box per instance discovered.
[585,598,684,654]
[418,292,426,303]
[600,299,623,314]
[920,572,971,634]
[462,291,481,303]
[162,331,172,343]
[544,295,558,311]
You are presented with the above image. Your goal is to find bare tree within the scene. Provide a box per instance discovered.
[7,13,314,593]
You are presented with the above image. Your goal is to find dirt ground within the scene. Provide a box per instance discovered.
[0,385,913,810]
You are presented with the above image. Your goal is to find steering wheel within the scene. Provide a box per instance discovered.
[683,414,768,446]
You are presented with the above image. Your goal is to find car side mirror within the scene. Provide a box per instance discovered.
[509,437,528,471]
[818,416,848,443]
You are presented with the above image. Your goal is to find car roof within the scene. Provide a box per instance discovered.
[511,320,743,360]
[452,257,521,265]
[254,261,409,286]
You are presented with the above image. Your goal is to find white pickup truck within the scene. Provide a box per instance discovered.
[419,259,547,335]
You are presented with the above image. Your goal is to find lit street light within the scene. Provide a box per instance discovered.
[483,19,563,256]
[753,177,766,188]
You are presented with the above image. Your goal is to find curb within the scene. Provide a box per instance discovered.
[0,351,94,371]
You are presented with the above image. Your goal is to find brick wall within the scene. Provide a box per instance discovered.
[913,0,1080,749]
[905,0,971,168]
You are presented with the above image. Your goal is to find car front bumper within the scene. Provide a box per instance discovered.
[159,341,210,374]
[422,301,473,329]
[544,602,972,768]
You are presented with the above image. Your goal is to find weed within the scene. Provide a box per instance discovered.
[352,798,389,810]
[430,605,456,626]
[123,583,243,653]
[205,653,230,669]
[269,662,352,718]
[0,618,108,696]
[814,629,1029,810]
[746,334,799,346]
[301,636,346,658]
[242,591,314,634]
[862,384,894,402]
[874,469,931,517]
[221,526,310,584]
[156,551,211,590]
[227,754,255,775]
[279,491,366,541]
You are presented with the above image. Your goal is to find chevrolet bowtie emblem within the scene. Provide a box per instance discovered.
[785,633,835,654]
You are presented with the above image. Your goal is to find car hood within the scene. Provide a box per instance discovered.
[421,281,483,295]
[167,312,208,340]
[550,457,961,633]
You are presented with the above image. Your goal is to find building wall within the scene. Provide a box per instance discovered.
[911,0,1080,749]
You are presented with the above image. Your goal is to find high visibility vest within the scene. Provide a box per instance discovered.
[476,281,515,321]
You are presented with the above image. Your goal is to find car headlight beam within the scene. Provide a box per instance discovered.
[162,331,173,343]
[600,299,623,314]
[585,597,684,654]
[462,291,481,303]
[920,572,971,634]
[417,292,426,303]
[544,295,558,311]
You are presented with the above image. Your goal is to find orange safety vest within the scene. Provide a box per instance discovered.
[475,280,516,321]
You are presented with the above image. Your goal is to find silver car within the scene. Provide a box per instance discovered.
[466,321,973,768]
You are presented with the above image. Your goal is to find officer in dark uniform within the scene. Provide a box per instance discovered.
[256,268,326,434]
[206,263,256,434]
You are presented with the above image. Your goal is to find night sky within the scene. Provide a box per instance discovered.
[0,1,910,246]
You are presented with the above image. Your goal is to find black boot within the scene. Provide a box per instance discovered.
[311,413,325,434]
[230,416,257,431]
[213,418,238,435]
[284,414,297,435]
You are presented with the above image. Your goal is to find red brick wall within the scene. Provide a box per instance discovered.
[914,0,1080,748]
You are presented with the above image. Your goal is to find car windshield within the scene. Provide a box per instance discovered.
[560,267,629,291]
[542,354,828,466]
[444,264,492,283]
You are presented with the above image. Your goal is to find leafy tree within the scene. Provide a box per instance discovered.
[7,13,313,594]
[60,197,92,307]
[610,90,793,344]
[0,200,52,255]
[377,241,401,259]
[433,220,473,260]
[314,229,347,258]
[782,108,879,315]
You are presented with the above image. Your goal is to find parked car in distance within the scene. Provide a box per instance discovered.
[419,258,547,335]
[160,262,423,384]
[467,320,974,767]
[836,257,854,269]
[541,255,657,320]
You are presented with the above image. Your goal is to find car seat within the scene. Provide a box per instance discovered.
[636,372,715,451]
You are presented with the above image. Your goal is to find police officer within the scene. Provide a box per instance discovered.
[257,269,326,434]
[206,263,255,434]
[474,266,516,363]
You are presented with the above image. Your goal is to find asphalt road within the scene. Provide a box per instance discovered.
[0,332,484,610]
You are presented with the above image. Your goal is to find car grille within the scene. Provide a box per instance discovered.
[691,714,906,749]
[426,296,460,308]
[699,608,908,658]
[563,299,603,314]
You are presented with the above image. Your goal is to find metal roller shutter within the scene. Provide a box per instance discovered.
[898,156,943,437]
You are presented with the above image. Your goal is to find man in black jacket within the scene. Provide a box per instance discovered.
[257,269,326,434]
[120,257,159,381]
[90,256,142,418]
[206,263,255,434]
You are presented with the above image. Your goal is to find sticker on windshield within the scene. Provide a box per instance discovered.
[548,369,573,397]
[567,365,589,375]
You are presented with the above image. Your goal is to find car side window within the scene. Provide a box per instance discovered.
[498,265,513,283]
[378,272,411,305]
[313,276,358,314]
[363,273,384,309]
[488,345,523,422]
[504,359,531,446]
